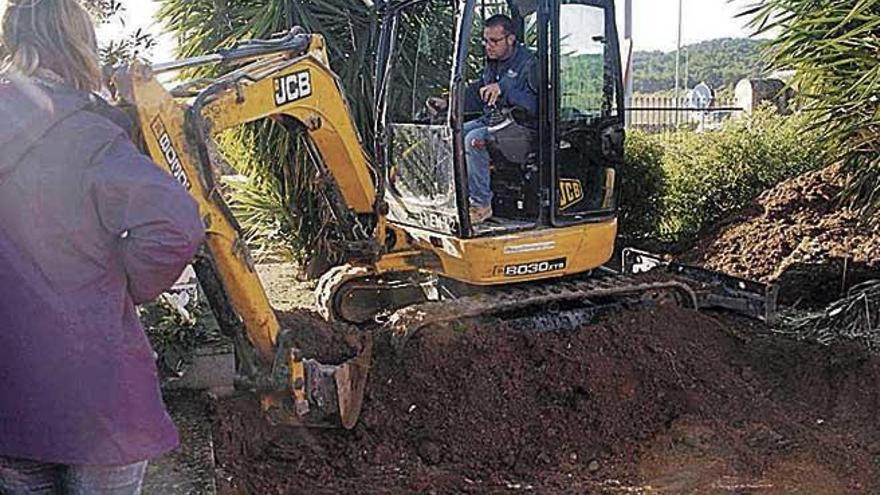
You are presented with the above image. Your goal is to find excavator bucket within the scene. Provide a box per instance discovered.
[259,333,373,429]
[332,340,372,429]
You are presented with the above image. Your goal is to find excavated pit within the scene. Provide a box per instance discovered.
[211,304,880,494]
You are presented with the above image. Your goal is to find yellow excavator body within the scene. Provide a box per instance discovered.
[374,221,617,283]
[115,31,619,427]
[114,1,776,429]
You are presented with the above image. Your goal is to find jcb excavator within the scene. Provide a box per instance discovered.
[113,0,776,429]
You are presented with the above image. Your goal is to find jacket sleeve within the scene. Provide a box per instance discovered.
[89,135,205,304]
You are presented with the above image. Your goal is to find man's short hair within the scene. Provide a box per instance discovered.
[485,14,515,37]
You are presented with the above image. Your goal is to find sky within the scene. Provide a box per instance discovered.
[99,0,765,63]
[621,0,764,52]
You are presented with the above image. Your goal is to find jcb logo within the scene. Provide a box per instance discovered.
[274,71,312,106]
[149,117,191,190]
[559,178,584,210]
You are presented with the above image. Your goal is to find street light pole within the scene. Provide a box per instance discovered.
[673,0,683,124]
[624,0,633,126]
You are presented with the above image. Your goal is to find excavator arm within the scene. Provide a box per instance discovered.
[112,30,380,428]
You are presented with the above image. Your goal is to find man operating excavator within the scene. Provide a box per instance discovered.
[465,13,538,224]
[99,0,777,438]
[430,14,538,224]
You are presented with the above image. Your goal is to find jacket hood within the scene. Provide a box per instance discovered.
[0,75,90,178]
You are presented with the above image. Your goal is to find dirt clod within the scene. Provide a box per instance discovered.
[275,310,357,363]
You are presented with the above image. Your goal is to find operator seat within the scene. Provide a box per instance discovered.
[485,109,539,220]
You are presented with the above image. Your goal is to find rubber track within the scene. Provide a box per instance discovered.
[384,273,699,337]
[314,264,371,321]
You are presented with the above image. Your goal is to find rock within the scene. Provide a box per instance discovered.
[587,459,600,473]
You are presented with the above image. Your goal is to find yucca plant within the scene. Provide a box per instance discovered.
[156,0,380,272]
[742,0,880,224]
[157,0,377,135]
[217,124,347,275]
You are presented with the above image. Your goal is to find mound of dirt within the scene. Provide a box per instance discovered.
[212,305,880,494]
[276,309,359,363]
[683,165,880,306]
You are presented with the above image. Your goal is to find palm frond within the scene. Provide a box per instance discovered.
[156,0,384,272]
[742,0,880,223]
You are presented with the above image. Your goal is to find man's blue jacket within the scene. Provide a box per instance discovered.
[481,44,538,118]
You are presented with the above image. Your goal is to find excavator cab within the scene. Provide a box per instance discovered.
[376,0,623,238]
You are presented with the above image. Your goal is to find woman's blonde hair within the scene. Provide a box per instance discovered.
[1,0,102,92]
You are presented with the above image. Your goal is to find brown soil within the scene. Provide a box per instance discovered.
[211,168,880,494]
[211,304,880,494]
[681,165,880,307]
[275,309,358,363]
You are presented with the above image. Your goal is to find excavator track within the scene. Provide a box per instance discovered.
[316,264,433,324]
[319,257,778,340]
[384,272,700,340]
[315,264,371,322]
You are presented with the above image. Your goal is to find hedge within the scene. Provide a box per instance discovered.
[620,107,834,245]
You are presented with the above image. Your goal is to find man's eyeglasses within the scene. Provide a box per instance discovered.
[482,36,508,46]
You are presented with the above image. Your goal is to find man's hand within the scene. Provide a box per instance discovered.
[479,83,502,106]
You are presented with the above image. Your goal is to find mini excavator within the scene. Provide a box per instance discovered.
[113,0,776,429]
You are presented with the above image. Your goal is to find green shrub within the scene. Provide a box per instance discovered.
[620,130,666,240]
[139,291,219,379]
[659,108,833,243]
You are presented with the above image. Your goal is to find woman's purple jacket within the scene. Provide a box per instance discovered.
[0,76,205,465]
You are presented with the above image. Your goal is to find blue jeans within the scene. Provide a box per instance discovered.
[0,456,147,495]
[463,119,493,208]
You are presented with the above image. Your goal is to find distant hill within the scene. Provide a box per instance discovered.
[633,38,767,94]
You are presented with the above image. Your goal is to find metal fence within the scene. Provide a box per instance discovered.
[625,95,743,133]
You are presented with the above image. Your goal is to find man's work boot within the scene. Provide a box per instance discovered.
[469,205,493,224]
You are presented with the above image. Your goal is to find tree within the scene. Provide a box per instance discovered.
[156,0,380,271]
[633,38,766,93]
[83,0,157,65]
[744,0,880,222]
[82,0,124,19]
